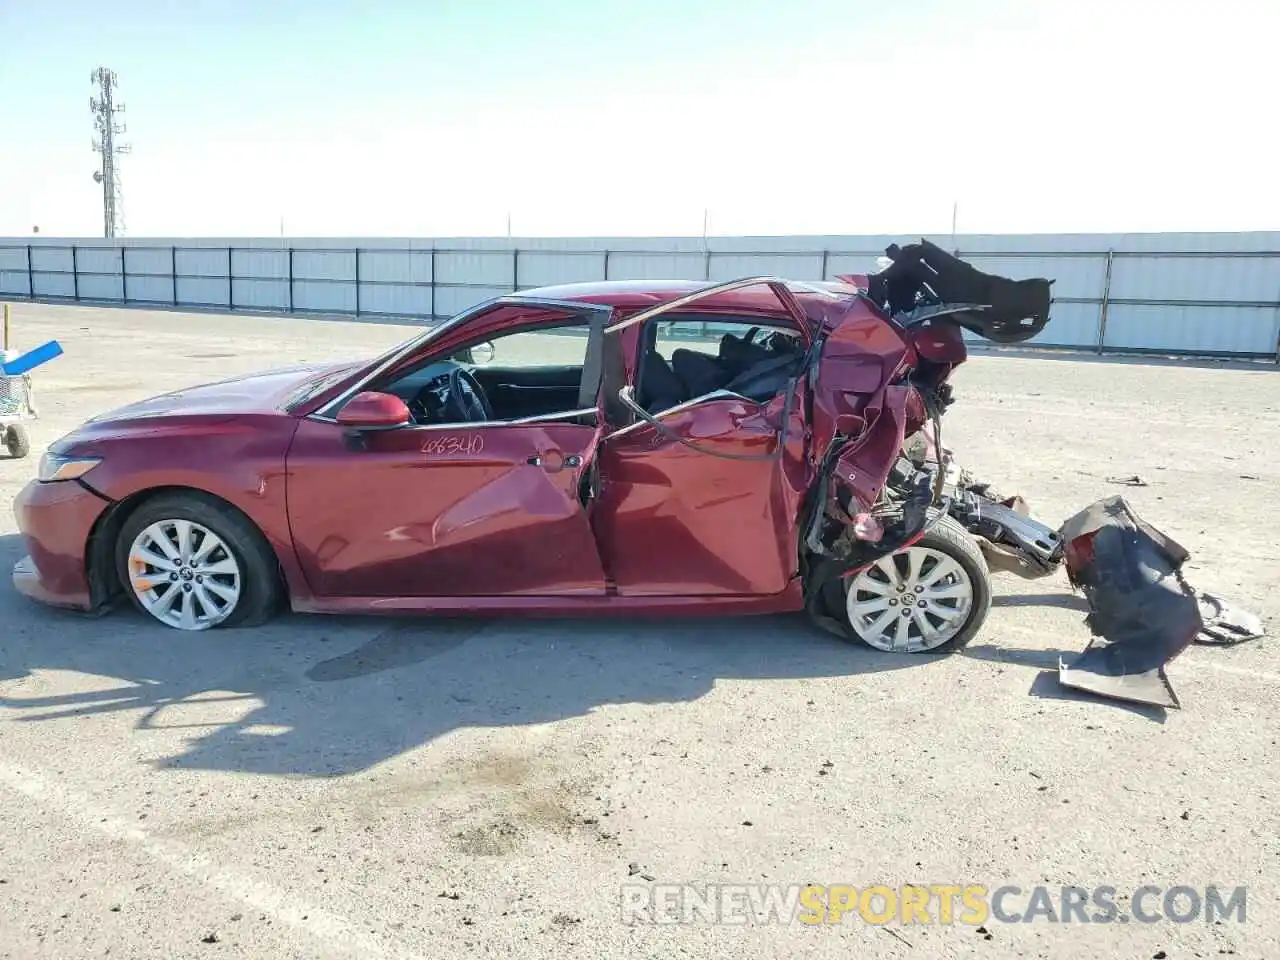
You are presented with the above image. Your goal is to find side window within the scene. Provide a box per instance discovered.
[637,314,806,414]
[450,326,590,370]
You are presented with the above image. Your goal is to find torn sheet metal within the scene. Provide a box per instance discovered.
[1195,593,1265,646]
[1057,496,1202,709]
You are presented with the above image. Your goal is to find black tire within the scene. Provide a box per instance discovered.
[115,491,282,630]
[4,424,30,459]
[823,514,991,654]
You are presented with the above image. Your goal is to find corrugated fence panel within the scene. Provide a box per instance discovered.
[232,249,289,281]
[436,250,512,287]
[31,271,75,298]
[29,247,72,273]
[123,247,173,277]
[1110,256,1277,304]
[78,272,124,302]
[824,253,886,278]
[232,278,289,311]
[75,247,124,277]
[293,250,355,282]
[176,277,230,307]
[126,276,174,303]
[358,283,433,316]
[1,233,1276,357]
[293,279,356,313]
[0,247,27,271]
[605,252,705,281]
[516,251,606,287]
[175,248,229,279]
[0,272,28,295]
[1104,304,1277,354]
[359,250,431,283]
[709,253,825,281]
[435,284,509,317]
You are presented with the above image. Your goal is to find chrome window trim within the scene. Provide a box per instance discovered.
[603,276,810,334]
[306,407,599,430]
[606,389,755,441]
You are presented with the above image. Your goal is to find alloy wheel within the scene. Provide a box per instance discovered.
[126,519,243,631]
[846,546,975,653]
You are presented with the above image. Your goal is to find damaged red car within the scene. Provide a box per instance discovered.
[14,243,1063,661]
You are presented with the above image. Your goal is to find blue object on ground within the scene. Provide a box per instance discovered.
[0,341,63,377]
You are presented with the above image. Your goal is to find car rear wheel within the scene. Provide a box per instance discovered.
[836,515,991,654]
[115,493,281,631]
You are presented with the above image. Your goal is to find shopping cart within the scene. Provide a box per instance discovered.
[1,306,62,459]
[0,357,37,459]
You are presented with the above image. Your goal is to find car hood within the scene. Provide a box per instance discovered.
[82,361,358,427]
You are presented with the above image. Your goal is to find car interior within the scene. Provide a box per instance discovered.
[637,314,808,413]
[375,313,808,426]
[378,326,594,425]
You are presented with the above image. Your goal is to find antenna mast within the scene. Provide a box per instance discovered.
[90,67,130,238]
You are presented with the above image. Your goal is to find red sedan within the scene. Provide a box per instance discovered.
[13,262,1056,653]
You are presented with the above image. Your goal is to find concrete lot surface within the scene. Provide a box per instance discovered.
[1,302,1277,959]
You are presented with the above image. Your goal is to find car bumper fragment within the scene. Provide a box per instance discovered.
[11,479,110,612]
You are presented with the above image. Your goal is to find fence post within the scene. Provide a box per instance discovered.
[512,248,520,293]
[603,249,610,281]
[71,245,79,301]
[227,246,234,310]
[26,244,33,298]
[430,247,437,321]
[353,247,361,316]
[121,247,128,304]
[820,249,829,281]
[171,245,178,306]
[287,247,294,313]
[1273,280,1280,364]
[703,248,711,281]
[1095,249,1114,354]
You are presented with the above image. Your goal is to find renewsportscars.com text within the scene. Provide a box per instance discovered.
[619,883,1248,926]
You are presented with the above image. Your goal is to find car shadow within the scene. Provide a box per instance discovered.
[963,643,1169,724]
[991,593,1090,612]
[0,533,938,778]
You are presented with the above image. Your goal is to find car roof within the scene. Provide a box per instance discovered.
[518,278,857,315]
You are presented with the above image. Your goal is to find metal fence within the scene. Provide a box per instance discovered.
[1,236,1278,360]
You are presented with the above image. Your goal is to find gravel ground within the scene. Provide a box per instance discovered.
[1,301,1277,960]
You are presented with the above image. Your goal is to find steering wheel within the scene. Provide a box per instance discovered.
[407,361,494,424]
[444,365,493,422]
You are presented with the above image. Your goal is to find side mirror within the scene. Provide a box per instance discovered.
[335,391,411,429]
[469,341,496,365]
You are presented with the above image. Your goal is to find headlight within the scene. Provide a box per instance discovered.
[38,453,101,483]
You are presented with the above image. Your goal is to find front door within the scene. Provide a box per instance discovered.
[286,300,610,599]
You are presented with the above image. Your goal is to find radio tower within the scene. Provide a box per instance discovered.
[90,67,130,238]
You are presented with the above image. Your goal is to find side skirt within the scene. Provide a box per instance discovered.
[292,581,804,618]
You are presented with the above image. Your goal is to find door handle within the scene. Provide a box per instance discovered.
[526,452,582,470]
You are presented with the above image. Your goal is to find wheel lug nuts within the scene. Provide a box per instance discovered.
[889,599,897,606]
[914,586,924,594]
[195,576,203,584]
[183,584,192,593]
[169,573,178,582]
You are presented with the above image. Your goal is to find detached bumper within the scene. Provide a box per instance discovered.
[11,479,110,612]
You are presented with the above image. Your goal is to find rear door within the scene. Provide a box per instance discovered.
[591,279,814,596]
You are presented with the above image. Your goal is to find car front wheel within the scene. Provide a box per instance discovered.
[115,493,281,631]
[838,515,991,654]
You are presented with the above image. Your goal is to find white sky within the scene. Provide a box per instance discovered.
[1,0,1276,238]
